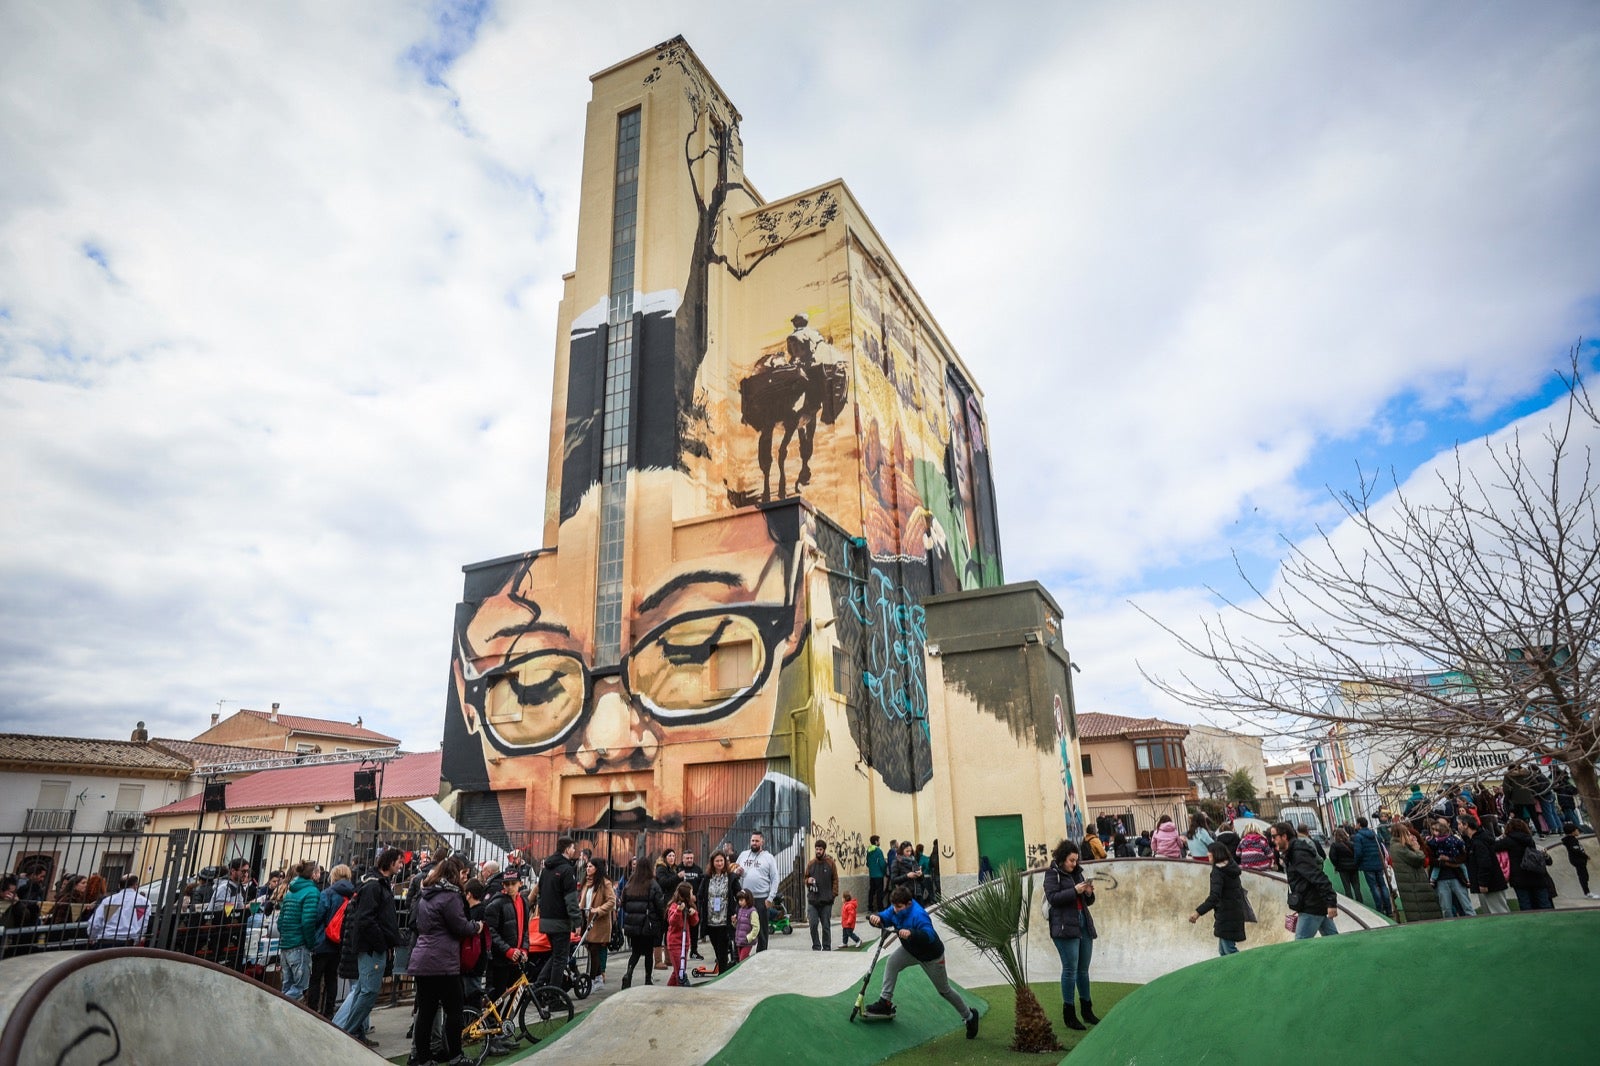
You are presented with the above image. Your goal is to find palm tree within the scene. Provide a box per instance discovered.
[936,864,1061,1053]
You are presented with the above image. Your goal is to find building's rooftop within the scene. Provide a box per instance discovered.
[148,737,280,767]
[0,733,193,774]
[227,708,399,745]
[1076,711,1190,741]
[146,750,442,815]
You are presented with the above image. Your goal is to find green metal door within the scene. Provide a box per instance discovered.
[974,814,1026,877]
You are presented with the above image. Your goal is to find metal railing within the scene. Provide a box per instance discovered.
[105,810,147,833]
[23,808,76,833]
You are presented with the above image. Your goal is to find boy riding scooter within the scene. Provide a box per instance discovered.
[863,887,980,1039]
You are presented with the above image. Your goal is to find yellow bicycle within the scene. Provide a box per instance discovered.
[452,964,574,1064]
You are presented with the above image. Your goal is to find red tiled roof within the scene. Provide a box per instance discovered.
[146,750,441,815]
[233,709,399,744]
[148,737,281,767]
[0,734,193,774]
[1076,712,1189,740]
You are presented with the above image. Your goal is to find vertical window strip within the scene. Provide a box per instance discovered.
[594,108,642,666]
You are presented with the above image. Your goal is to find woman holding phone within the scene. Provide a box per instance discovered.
[1044,839,1099,1032]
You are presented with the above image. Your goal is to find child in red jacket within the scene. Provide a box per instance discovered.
[840,892,861,946]
[665,882,699,986]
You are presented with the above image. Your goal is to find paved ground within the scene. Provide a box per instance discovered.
[365,916,848,1059]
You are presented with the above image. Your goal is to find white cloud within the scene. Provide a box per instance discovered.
[1,1,1597,749]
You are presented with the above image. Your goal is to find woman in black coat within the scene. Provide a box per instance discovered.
[1189,841,1247,955]
[1329,828,1361,900]
[1043,839,1099,1031]
[620,857,667,988]
[1503,818,1555,911]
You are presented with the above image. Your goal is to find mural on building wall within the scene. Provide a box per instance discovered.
[1054,693,1085,841]
[442,41,1007,856]
[442,501,820,859]
[736,312,849,503]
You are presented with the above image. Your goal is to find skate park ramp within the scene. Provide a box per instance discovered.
[1067,909,1600,1066]
[933,858,1387,988]
[0,947,385,1066]
[518,941,982,1065]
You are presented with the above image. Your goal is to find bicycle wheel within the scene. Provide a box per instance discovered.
[457,1006,493,1066]
[519,985,574,1046]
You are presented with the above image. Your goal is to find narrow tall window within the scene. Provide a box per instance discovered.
[594,108,642,666]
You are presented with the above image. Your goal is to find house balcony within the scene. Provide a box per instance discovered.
[1134,767,1192,795]
[106,810,147,833]
[24,808,76,832]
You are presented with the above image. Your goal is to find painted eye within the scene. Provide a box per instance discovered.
[482,652,586,747]
[629,613,767,714]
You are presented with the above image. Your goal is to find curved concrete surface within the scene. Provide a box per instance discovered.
[0,948,385,1066]
[537,943,879,1065]
[934,858,1387,987]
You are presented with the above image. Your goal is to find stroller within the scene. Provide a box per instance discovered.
[767,895,795,935]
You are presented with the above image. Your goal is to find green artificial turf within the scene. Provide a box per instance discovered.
[1069,910,1600,1066]
[879,981,1142,1066]
[703,956,989,1065]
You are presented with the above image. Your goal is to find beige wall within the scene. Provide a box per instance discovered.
[1186,723,1268,794]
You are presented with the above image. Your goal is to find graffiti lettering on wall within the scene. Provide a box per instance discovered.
[1027,842,1051,868]
[809,816,867,872]
[848,556,930,732]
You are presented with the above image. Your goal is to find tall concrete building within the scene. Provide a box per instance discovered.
[440,38,1083,887]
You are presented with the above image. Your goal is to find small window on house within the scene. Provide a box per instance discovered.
[335,747,349,753]
[304,819,330,835]
[1135,744,1150,771]
[1149,743,1166,770]
[711,640,756,692]
[295,743,317,754]
[1082,754,1094,777]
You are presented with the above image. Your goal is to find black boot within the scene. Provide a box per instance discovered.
[1080,1000,1101,1025]
[1063,1003,1086,1031]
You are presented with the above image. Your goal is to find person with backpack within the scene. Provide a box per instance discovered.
[1189,841,1248,955]
[1350,817,1393,916]
[332,847,404,1048]
[1273,821,1340,939]
[619,855,665,989]
[407,856,483,1066]
[1503,817,1555,910]
[308,864,354,1017]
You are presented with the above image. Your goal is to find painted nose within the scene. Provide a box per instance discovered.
[574,683,660,771]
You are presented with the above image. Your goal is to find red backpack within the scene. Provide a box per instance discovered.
[324,897,352,944]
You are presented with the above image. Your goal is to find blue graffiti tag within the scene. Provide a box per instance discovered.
[844,545,929,734]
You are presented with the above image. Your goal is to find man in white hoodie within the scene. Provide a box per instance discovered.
[88,874,152,947]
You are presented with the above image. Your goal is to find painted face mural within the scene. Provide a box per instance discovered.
[446,491,813,835]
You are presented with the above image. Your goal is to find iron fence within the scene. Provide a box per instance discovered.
[0,826,471,971]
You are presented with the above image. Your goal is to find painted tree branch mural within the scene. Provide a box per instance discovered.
[646,40,839,464]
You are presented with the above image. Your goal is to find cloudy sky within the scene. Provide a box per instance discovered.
[3,1,1598,755]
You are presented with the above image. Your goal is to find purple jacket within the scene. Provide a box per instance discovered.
[407,882,477,976]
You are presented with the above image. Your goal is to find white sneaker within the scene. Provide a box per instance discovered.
[594,974,605,985]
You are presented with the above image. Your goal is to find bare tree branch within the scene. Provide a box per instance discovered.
[1139,345,1600,829]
